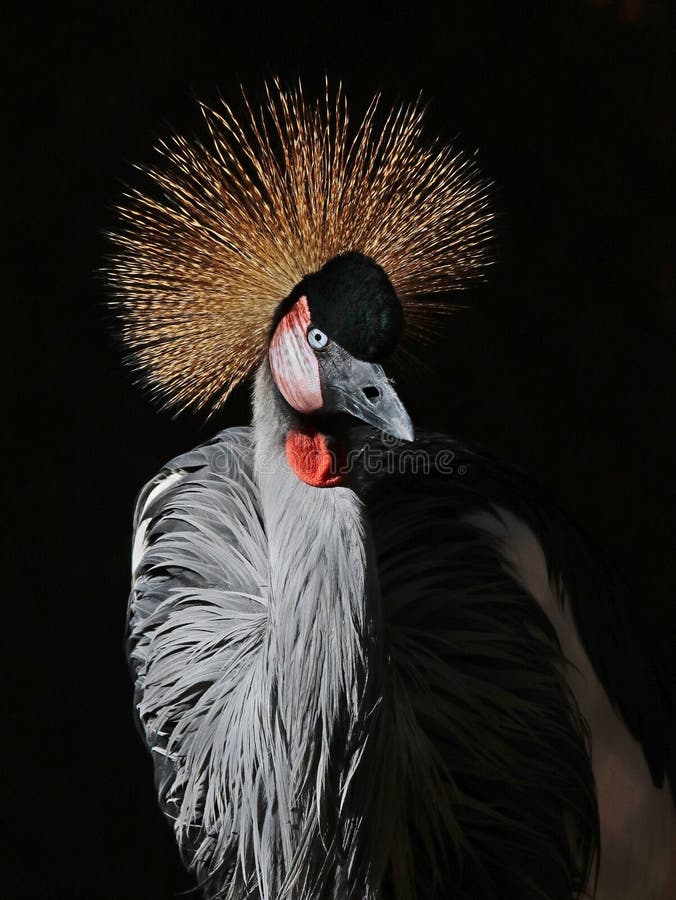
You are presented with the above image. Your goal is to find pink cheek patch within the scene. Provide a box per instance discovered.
[268,296,323,413]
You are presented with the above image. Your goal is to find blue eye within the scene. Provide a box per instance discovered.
[307,327,329,350]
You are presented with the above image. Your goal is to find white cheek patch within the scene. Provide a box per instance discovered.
[269,296,323,413]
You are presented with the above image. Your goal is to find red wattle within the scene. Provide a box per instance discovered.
[285,429,347,487]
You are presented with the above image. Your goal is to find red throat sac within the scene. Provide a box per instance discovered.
[285,429,347,487]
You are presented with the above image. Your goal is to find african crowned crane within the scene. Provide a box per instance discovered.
[108,83,675,899]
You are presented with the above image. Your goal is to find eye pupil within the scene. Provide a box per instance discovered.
[307,327,328,350]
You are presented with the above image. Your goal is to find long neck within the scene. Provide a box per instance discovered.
[251,362,382,885]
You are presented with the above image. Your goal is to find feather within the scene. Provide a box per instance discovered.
[106,80,493,414]
[128,419,606,899]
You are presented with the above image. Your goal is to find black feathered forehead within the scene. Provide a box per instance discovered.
[275,252,403,361]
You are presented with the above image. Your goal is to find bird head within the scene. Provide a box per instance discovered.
[268,252,413,441]
[106,81,493,426]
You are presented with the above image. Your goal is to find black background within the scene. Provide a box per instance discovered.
[7,2,675,897]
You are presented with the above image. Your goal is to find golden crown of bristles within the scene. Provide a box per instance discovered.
[107,80,494,414]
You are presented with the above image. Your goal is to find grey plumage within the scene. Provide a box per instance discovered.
[129,362,603,899]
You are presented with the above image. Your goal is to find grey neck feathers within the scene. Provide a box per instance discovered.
[251,361,383,896]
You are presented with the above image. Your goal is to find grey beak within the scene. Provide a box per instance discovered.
[320,344,414,442]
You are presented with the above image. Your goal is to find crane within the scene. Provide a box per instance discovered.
[108,82,675,900]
